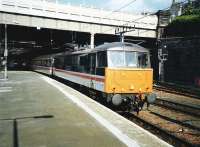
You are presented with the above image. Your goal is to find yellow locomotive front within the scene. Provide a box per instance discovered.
[102,44,156,112]
[105,68,153,94]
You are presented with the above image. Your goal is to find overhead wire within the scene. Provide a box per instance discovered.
[127,0,189,36]
[80,0,138,33]
[124,0,189,25]
[112,0,137,12]
[74,0,138,46]
[101,0,189,34]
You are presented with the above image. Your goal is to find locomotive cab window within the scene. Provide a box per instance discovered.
[125,52,137,67]
[108,51,150,68]
[108,51,124,67]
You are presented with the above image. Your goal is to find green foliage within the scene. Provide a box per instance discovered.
[165,1,200,36]
[170,15,200,25]
[183,0,200,15]
[166,14,200,36]
[183,8,200,15]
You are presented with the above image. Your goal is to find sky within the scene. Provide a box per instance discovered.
[58,0,174,13]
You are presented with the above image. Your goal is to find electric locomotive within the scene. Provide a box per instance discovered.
[32,42,156,112]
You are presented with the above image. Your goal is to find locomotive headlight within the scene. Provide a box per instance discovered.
[146,93,157,104]
[130,85,134,90]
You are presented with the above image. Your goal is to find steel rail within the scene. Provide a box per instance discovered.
[153,85,200,99]
[153,99,200,117]
[120,112,198,147]
[150,111,200,132]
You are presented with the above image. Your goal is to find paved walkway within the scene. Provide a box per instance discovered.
[0,71,125,147]
[0,71,171,147]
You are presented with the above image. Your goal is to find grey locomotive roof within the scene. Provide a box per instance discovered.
[72,42,149,55]
[34,42,149,59]
[96,42,148,52]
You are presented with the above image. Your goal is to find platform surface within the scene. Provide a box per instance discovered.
[0,71,171,147]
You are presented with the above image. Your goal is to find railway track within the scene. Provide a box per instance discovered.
[119,84,200,147]
[48,74,200,146]
[153,84,200,99]
[154,99,200,117]
[119,105,200,147]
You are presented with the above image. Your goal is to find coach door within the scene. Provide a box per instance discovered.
[89,53,96,89]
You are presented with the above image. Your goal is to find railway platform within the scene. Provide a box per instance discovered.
[0,71,171,147]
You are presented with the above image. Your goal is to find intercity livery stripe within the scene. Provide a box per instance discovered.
[54,68,105,82]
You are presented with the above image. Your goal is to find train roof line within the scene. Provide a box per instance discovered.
[33,42,149,59]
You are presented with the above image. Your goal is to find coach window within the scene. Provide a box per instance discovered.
[47,59,51,67]
[71,55,79,71]
[45,60,48,66]
[97,51,107,67]
[46,59,48,67]
[55,56,64,69]
[79,54,88,73]
[54,58,59,68]
[96,51,107,76]
[89,53,96,74]
[42,60,45,66]
[64,56,72,70]
[49,59,52,67]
